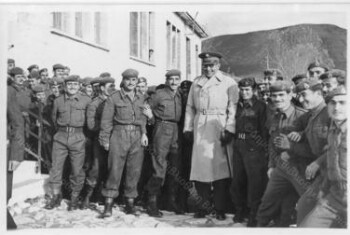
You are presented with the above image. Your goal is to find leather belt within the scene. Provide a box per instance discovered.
[155,118,178,124]
[199,109,226,115]
[113,125,140,131]
[58,126,83,133]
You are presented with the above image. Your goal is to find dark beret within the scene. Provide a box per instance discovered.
[64,75,80,83]
[100,72,111,78]
[307,61,329,71]
[122,69,139,78]
[27,64,39,71]
[269,81,293,93]
[9,67,24,76]
[291,74,308,84]
[91,77,101,85]
[39,68,48,74]
[319,69,346,85]
[49,77,64,86]
[166,69,181,78]
[8,58,15,64]
[199,52,222,65]
[294,78,323,93]
[32,85,46,93]
[53,64,65,70]
[29,71,40,79]
[99,77,115,85]
[325,85,347,103]
[238,77,256,88]
[81,77,93,86]
[180,80,193,89]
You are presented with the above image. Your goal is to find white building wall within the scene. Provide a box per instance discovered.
[7,11,204,87]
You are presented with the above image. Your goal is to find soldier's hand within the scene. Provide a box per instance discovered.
[220,130,234,145]
[103,143,109,151]
[305,161,320,180]
[273,133,290,150]
[8,160,21,171]
[184,131,194,142]
[280,152,290,162]
[287,131,302,142]
[142,104,153,119]
[267,167,274,179]
[141,134,148,147]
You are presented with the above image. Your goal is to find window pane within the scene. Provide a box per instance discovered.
[171,26,176,68]
[130,12,139,57]
[75,12,83,38]
[149,12,155,63]
[195,44,199,76]
[140,12,148,61]
[186,37,191,79]
[95,12,101,44]
[166,21,171,69]
[53,12,62,30]
[177,29,181,69]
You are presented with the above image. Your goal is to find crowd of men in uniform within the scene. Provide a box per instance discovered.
[6,52,347,229]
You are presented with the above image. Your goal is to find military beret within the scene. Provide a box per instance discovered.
[294,78,323,93]
[9,67,24,76]
[180,80,193,89]
[39,68,48,74]
[307,61,329,71]
[8,58,15,64]
[138,77,148,84]
[269,81,293,93]
[319,69,346,85]
[29,71,40,79]
[91,77,101,85]
[100,72,111,78]
[27,64,39,71]
[49,77,64,86]
[291,74,308,85]
[199,52,222,65]
[81,77,93,86]
[99,77,115,85]
[32,85,46,93]
[325,85,347,103]
[122,69,139,78]
[166,69,181,78]
[52,63,65,70]
[238,77,256,88]
[64,75,80,83]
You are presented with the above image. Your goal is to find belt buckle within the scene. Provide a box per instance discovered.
[202,109,206,115]
[67,127,74,133]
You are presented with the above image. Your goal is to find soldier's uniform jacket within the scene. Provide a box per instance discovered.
[235,96,268,149]
[149,86,182,122]
[268,104,311,171]
[99,89,146,146]
[87,95,108,133]
[51,93,91,129]
[10,83,32,113]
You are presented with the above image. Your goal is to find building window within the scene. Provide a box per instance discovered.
[129,12,155,63]
[52,12,107,47]
[195,44,199,76]
[186,37,191,79]
[166,21,181,69]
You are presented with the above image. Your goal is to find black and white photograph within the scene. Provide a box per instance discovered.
[1,0,348,233]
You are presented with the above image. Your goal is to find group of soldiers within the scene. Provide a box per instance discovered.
[6,51,347,229]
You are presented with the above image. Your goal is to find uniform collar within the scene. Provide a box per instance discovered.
[330,119,347,133]
[276,103,294,119]
[197,71,222,87]
[310,101,326,117]
[65,93,80,101]
[120,88,141,101]
[239,96,257,108]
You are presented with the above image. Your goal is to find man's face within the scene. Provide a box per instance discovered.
[308,67,326,79]
[202,62,220,78]
[54,69,65,79]
[136,82,148,95]
[35,92,46,103]
[271,91,292,110]
[166,75,181,91]
[101,82,116,96]
[40,71,49,80]
[13,74,25,85]
[65,81,80,95]
[28,78,40,89]
[264,75,277,86]
[64,68,70,76]
[51,85,61,97]
[239,86,254,100]
[8,63,15,71]
[92,83,101,95]
[322,77,339,97]
[122,77,138,92]
[327,95,347,121]
[84,85,93,97]
[298,89,322,110]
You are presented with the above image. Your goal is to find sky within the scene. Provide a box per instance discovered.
[195,12,347,37]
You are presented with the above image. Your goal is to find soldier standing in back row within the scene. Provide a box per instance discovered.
[44,75,91,211]
[99,69,148,218]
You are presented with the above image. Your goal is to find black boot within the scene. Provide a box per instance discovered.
[101,197,114,218]
[193,209,207,218]
[68,194,80,211]
[81,185,94,210]
[167,195,185,214]
[125,198,137,215]
[44,194,62,210]
[247,214,258,227]
[233,207,245,223]
[147,195,163,217]
[215,210,226,220]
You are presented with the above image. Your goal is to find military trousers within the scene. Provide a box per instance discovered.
[49,130,86,195]
[146,121,180,196]
[102,125,144,199]
[230,139,268,215]
[257,166,308,225]
[86,137,108,188]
